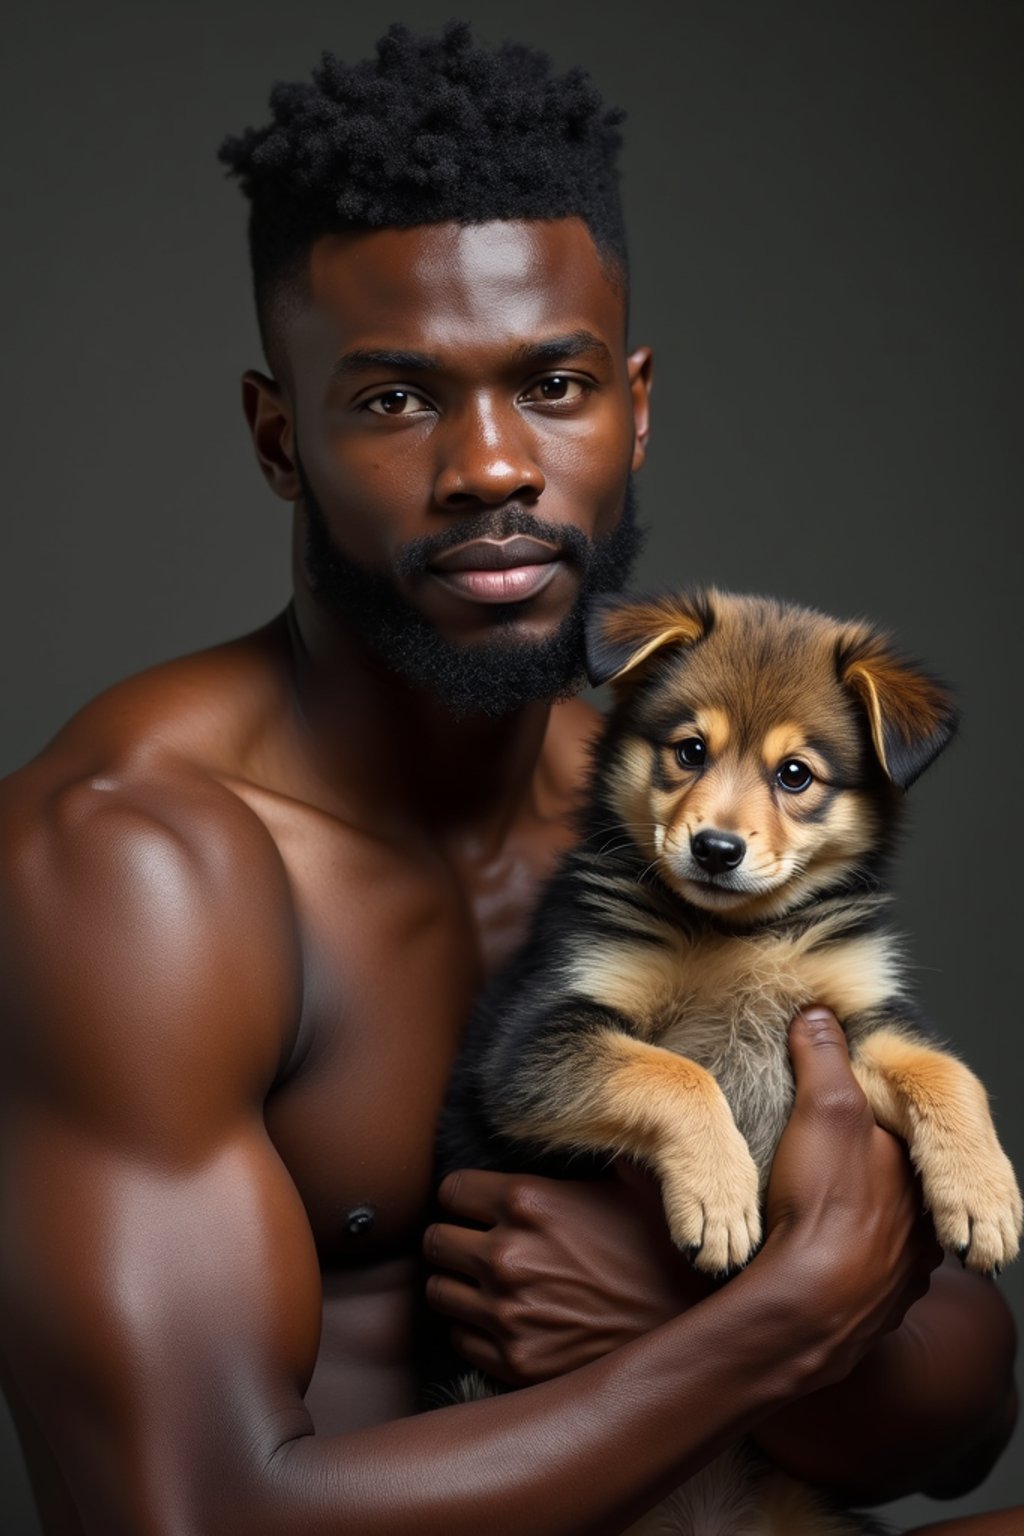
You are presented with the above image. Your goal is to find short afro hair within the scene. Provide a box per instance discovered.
[219,21,628,371]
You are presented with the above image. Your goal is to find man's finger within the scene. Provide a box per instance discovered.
[448,1325,507,1381]
[437,1168,528,1224]
[788,1006,870,1118]
[790,1005,847,1048]
[425,1272,491,1328]
[423,1219,489,1279]
[789,1007,849,1072]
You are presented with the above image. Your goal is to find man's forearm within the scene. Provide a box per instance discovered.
[752,1263,1018,1504]
[253,1256,813,1536]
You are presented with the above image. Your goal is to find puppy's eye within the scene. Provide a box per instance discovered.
[675,738,707,769]
[777,759,814,793]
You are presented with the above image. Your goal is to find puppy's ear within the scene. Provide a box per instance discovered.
[838,627,958,789]
[586,590,712,689]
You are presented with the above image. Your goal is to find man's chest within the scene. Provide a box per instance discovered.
[259,812,570,1265]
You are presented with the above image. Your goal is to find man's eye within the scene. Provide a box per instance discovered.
[523,375,588,404]
[365,389,430,416]
[675,738,707,769]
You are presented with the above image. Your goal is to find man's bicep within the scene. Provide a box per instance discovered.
[4,1109,323,1529]
[0,785,323,1524]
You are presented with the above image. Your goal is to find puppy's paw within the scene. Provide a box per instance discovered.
[920,1141,1023,1273]
[660,1132,761,1275]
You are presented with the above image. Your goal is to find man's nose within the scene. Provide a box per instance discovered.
[432,397,545,509]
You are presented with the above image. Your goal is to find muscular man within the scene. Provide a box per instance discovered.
[0,24,1018,1535]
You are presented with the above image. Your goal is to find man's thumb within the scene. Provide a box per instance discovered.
[788,1007,851,1089]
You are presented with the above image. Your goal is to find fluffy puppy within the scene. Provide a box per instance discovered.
[438,589,1021,1535]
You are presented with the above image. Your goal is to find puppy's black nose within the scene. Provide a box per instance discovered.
[691,830,746,874]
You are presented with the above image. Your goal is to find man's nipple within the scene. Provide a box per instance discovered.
[344,1204,377,1237]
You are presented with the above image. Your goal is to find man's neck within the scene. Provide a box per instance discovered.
[282,596,554,852]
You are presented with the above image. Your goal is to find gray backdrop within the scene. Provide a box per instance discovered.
[2,1,1021,1530]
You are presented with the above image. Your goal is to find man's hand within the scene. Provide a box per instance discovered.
[424,1162,715,1385]
[754,1012,1016,1501]
[760,1007,942,1389]
[426,1007,943,1393]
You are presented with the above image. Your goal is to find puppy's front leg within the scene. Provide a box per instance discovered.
[496,1024,761,1274]
[851,1028,1023,1272]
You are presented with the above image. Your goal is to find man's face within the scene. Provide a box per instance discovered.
[270,219,652,712]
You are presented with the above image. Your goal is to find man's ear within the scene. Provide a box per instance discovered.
[241,369,301,501]
[837,627,958,789]
[586,590,712,690]
[627,346,653,473]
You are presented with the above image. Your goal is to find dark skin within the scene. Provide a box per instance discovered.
[0,217,1018,1535]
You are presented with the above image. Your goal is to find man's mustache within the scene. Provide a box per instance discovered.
[395,508,592,578]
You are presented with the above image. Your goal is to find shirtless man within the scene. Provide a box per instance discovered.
[0,24,1018,1536]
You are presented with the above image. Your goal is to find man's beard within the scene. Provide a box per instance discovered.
[299,464,644,717]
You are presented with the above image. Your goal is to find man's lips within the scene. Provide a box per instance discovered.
[428,536,565,605]
[429,536,562,573]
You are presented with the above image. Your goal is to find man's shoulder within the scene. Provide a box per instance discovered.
[0,628,303,1027]
[0,748,296,975]
[2,620,291,866]
[1,748,280,895]
[14,619,285,779]
[0,727,304,1119]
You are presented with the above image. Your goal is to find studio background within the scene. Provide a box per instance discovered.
[2,1,1020,1530]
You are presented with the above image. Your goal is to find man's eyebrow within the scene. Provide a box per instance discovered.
[332,348,443,378]
[331,331,613,379]
[513,331,613,367]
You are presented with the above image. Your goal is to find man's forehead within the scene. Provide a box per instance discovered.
[295,218,626,359]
